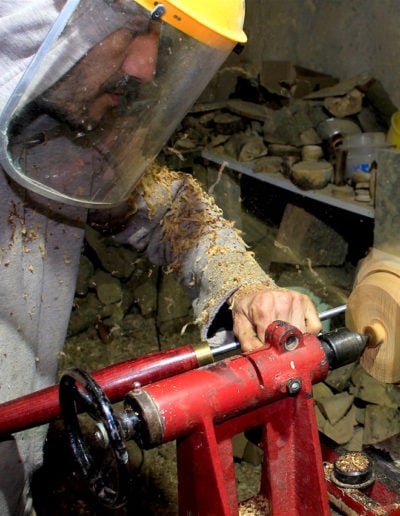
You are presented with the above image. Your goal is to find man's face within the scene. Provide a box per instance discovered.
[38,19,160,131]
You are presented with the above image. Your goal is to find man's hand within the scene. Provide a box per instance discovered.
[229,283,322,352]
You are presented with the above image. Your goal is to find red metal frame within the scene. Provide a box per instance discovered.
[126,322,400,515]
[127,322,331,514]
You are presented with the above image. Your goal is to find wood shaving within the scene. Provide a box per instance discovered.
[239,494,270,515]
[228,280,280,308]
[129,163,246,274]
[335,452,369,473]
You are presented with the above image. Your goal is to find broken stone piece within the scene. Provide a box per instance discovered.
[75,254,95,296]
[345,426,364,452]
[94,269,122,305]
[325,363,357,392]
[363,405,400,445]
[352,367,398,408]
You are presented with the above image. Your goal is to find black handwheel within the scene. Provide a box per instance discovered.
[59,367,129,509]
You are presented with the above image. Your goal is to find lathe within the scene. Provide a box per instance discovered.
[0,313,399,515]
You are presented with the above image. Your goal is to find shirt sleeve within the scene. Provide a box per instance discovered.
[114,164,274,340]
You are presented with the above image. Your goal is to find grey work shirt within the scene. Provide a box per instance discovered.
[0,169,86,514]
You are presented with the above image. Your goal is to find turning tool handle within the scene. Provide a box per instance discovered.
[213,304,348,356]
[319,304,347,321]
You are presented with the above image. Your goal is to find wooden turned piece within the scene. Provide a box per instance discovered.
[290,160,333,190]
[345,248,400,383]
[363,322,386,348]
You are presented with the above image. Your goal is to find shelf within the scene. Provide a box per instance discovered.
[201,150,374,219]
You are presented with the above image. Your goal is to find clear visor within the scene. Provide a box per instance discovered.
[0,0,232,207]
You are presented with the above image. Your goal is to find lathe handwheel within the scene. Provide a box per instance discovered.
[59,367,129,508]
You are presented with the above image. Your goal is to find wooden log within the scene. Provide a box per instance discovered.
[290,160,333,190]
[316,392,354,426]
[346,248,400,383]
[225,98,272,122]
[363,405,400,445]
[322,406,357,445]
[359,78,398,127]
[224,133,268,162]
[324,88,364,118]
[325,363,356,392]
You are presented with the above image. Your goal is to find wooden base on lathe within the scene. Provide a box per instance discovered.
[346,247,400,383]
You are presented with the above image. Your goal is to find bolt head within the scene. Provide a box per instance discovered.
[287,378,302,394]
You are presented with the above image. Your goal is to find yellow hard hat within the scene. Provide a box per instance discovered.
[136,0,247,50]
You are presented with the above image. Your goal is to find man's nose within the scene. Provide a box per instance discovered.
[122,27,160,83]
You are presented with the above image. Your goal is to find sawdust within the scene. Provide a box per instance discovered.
[239,494,270,515]
[335,451,369,473]
[129,163,246,275]
[123,163,273,331]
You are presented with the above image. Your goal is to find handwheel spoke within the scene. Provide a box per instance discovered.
[59,367,130,508]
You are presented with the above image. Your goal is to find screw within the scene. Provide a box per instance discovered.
[287,378,302,394]
[151,4,166,19]
[132,381,142,392]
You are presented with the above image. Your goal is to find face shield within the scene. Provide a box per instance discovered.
[0,0,246,208]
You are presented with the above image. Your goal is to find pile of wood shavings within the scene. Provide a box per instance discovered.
[335,451,369,472]
[239,494,270,515]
